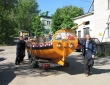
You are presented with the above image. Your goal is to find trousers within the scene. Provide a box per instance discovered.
[84,51,94,74]
[15,55,21,64]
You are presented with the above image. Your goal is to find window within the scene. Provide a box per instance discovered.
[78,31,81,38]
[44,29,50,34]
[83,27,89,38]
[42,20,46,26]
[108,0,110,9]
[47,21,51,25]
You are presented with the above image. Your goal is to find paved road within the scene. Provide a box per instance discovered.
[0,46,110,85]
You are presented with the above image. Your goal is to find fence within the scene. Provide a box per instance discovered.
[97,42,110,54]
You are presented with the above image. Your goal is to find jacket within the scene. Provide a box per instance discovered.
[78,38,97,59]
[16,40,26,56]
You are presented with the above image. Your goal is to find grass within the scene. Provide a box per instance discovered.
[96,53,110,57]
[0,44,7,46]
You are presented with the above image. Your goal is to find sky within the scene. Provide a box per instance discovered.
[36,0,93,16]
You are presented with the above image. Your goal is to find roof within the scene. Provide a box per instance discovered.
[19,30,28,32]
[40,15,52,19]
[74,11,94,20]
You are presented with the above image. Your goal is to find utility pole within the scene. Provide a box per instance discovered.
[101,14,110,42]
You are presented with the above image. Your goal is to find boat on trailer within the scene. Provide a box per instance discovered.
[26,21,89,69]
[26,28,78,68]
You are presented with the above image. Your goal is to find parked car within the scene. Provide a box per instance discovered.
[76,38,100,52]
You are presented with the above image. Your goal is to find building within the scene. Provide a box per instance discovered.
[74,0,110,42]
[40,16,52,36]
[74,12,94,38]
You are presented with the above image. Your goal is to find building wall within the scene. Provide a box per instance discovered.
[74,13,95,38]
[40,17,52,35]
[94,0,110,42]
[74,0,110,42]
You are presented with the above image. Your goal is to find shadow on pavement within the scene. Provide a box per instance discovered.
[0,58,6,62]
[63,54,110,75]
[14,53,110,77]
[14,60,64,77]
[94,57,110,66]
[0,49,5,52]
[52,54,110,75]
[0,63,16,85]
[13,54,82,77]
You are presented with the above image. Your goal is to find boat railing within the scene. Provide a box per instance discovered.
[26,36,52,45]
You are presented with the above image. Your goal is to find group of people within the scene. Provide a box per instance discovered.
[15,34,97,77]
[33,35,52,43]
[15,35,52,65]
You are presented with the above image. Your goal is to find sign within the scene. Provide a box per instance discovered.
[98,33,102,36]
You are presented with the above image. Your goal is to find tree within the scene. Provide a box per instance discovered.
[40,11,50,16]
[0,0,17,44]
[31,16,43,36]
[51,5,84,33]
[14,0,40,31]
[0,0,40,45]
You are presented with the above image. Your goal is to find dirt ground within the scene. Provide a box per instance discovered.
[0,46,110,85]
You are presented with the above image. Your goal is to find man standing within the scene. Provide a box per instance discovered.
[15,36,26,65]
[78,34,97,77]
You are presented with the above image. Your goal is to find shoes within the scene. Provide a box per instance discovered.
[15,63,20,65]
[85,74,89,77]
[18,63,20,65]
[20,59,24,61]
[15,63,18,65]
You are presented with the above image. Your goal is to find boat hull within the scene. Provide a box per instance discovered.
[27,40,78,66]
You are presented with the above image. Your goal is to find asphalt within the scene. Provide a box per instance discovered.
[0,46,110,85]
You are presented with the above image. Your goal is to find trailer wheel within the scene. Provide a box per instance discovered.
[27,53,32,63]
[29,56,32,63]
[29,43,38,68]
[76,49,81,52]
[31,57,39,68]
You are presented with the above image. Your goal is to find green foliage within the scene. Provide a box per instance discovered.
[0,0,17,45]
[31,16,43,36]
[96,53,110,57]
[0,0,40,45]
[40,11,50,16]
[14,0,40,31]
[51,5,84,33]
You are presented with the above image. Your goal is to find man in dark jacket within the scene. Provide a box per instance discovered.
[15,36,26,65]
[78,34,97,77]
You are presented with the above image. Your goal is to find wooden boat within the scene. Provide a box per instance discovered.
[26,28,78,68]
